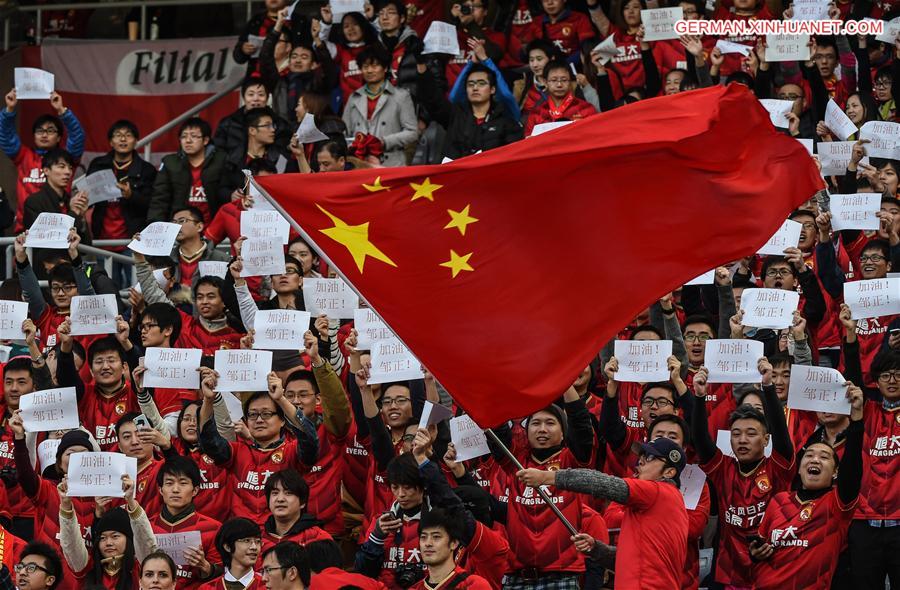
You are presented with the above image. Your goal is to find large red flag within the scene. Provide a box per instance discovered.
[257,84,824,428]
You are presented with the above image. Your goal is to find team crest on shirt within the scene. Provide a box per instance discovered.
[201,454,214,464]
[799,505,813,521]
[272,450,284,464]
[561,25,572,36]
[756,474,771,493]
[138,480,146,493]
[115,402,127,415]
[895,412,900,424]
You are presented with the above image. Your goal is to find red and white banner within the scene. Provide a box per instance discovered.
[20,37,244,165]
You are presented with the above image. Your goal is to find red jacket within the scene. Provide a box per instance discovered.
[260,513,333,558]
[151,509,223,590]
[411,567,493,589]
[175,310,244,354]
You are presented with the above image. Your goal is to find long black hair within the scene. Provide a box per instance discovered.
[85,508,136,590]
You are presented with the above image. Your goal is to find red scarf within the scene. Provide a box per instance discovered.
[548,94,575,120]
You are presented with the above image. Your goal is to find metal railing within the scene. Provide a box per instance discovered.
[7,0,264,47]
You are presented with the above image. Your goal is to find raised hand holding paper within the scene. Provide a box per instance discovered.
[69,295,118,336]
[423,21,461,55]
[67,452,138,497]
[354,308,395,349]
[764,34,810,62]
[156,531,203,567]
[612,340,673,382]
[214,349,273,392]
[756,219,801,255]
[24,213,74,249]
[787,365,851,415]
[144,348,203,389]
[859,121,900,159]
[704,339,764,383]
[739,289,799,329]
[198,261,229,279]
[449,415,491,461]
[253,310,312,350]
[824,99,858,141]
[240,237,285,277]
[19,387,79,432]
[816,141,857,176]
[14,68,54,99]
[843,278,900,319]
[295,113,329,144]
[592,34,619,64]
[74,169,122,206]
[240,210,290,244]
[419,401,454,430]
[0,301,27,340]
[758,99,794,129]
[830,193,881,231]
[641,8,681,40]
[791,0,830,19]
[715,40,752,55]
[679,464,706,510]
[128,222,181,256]
[302,277,359,319]
[368,337,424,384]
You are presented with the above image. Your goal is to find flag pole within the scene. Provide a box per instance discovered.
[252,178,580,538]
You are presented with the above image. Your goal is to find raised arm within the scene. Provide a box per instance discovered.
[518,467,629,503]
[13,234,48,320]
[690,367,718,463]
[837,385,865,505]
[197,368,234,465]
[563,386,595,464]
[58,481,89,574]
[758,358,793,461]
[307,335,351,438]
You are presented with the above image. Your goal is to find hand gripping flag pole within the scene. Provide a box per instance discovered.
[250,177,581,537]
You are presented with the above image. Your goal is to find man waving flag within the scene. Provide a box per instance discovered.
[256,84,824,428]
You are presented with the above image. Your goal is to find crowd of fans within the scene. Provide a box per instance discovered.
[0,0,898,588]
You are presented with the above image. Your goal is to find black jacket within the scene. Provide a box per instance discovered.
[22,183,91,244]
[147,146,229,223]
[86,151,157,237]
[233,10,312,71]
[213,106,293,157]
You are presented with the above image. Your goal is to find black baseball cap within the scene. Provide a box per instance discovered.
[631,437,687,478]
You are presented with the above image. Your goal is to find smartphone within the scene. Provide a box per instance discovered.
[816,189,830,213]
[746,534,766,546]
[134,414,150,430]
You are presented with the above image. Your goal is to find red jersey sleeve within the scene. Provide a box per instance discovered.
[624,478,663,510]
[574,12,595,43]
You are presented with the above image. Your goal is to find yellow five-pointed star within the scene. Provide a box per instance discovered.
[363,176,391,192]
[440,250,474,278]
[316,204,397,273]
[410,177,443,202]
[444,204,479,236]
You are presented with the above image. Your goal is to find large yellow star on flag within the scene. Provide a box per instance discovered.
[444,204,479,236]
[410,177,443,202]
[440,250,474,278]
[316,205,397,273]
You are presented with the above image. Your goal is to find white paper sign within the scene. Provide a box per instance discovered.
[530,121,573,136]
[214,349,273,392]
[859,121,900,159]
[739,289,800,329]
[418,401,454,430]
[24,213,74,249]
[353,307,395,349]
[368,337,424,384]
[817,141,856,176]
[842,278,900,320]
[0,300,27,340]
[37,438,61,471]
[422,21,461,55]
[66,452,138,497]
[128,222,180,256]
[449,414,490,461]
[19,387,79,432]
[74,169,122,206]
[704,339,764,383]
[14,68,54,99]
[612,340,673,382]
[0,345,10,364]
[765,34,810,62]
[830,193,881,232]
[715,39,752,56]
[756,219,802,256]
[717,429,772,458]
[240,237,286,277]
[133,268,170,295]
[253,309,311,350]
[758,99,793,129]
[198,261,229,279]
[592,34,619,64]
[796,138,814,156]
[69,294,118,336]
[679,464,706,510]
[247,34,265,58]
[875,16,900,43]
[824,99,858,141]
[294,113,329,144]
[684,269,716,286]
[144,348,202,390]
[331,0,367,16]
[240,210,290,245]
[787,365,851,414]
[641,8,681,40]
[791,0,830,20]
[302,277,358,319]
[155,531,203,567]
[222,391,245,423]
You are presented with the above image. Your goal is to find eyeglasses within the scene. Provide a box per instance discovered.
[50,283,77,294]
[382,397,411,407]
[172,217,199,225]
[378,9,399,16]
[765,268,793,278]
[247,411,278,421]
[466,79,490,88]
[547,78,571,85]
[875,80,891,89]
[112,132,135,140]
[859,254,887,263]
[254,122,276,129]
[235,537,262,546]
[35,127,59,136]
[641,397,674,408]
[139,322,159,332]
[778,93,801,101]
[684,333,711,343]
[14,563,50,575]
[180,133,204,141]
[261,566,288,576]
[276,268,301,276]
[877,370,900,382]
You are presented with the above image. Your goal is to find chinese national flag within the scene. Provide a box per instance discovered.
[257,84,823,428]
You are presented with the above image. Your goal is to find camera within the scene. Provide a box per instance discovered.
[460,4,472,15]
[394,563,425,588]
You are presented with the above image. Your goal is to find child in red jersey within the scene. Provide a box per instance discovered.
[750,383,864,589]
[411,507,492,590]
[692,361,796,588]
[199,518,263,590]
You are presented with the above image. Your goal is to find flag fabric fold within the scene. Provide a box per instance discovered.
[257,83,824,428]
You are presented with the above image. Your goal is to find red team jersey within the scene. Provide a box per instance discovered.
[78,382,139,450]
[150,510,223,590]
[527,10,595,57]
[305,421,349,536]
[856,401,900,520]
